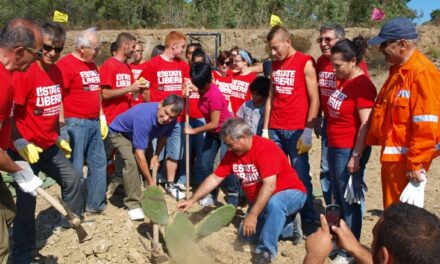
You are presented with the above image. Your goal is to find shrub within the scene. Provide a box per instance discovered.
[291,35,312,53]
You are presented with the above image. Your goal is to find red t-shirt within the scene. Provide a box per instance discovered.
[326,74,377,148]
[317,55,370,119]
[188,90,203,119]
[230,72,256,114]
[57,54,101,119]
[130,61,148,80]
[197,83,231,133]
[0,64,13,149]
[100,57,133,124]
[215,136,306,203]
[212,70,232,102]
[270,52,313,130]
[12,62,63,149]
[139,56,189,122]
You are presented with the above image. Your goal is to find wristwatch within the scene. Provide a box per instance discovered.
[351,151,361,158]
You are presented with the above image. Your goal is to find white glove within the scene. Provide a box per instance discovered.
[297,127,313,155]
[262,129,269,139]
[400,172,427,208]
[10,161,43,196]
[344,174,367,205]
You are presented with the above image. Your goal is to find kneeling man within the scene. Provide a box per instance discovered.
[178,118,306,263]
[109,94,183,221]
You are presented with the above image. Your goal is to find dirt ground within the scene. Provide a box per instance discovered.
[25,27,440,264]
[30,70,440,264]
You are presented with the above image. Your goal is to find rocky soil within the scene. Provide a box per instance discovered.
[22,26,440,264]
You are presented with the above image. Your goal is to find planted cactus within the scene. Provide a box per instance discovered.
[141,186,169,225]
[195,204,236,237]
[141,187,236,263]
[165,212,209,263]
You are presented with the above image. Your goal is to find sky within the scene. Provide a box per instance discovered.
[408,0,440,24]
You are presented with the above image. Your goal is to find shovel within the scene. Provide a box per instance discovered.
[36,187,88,242]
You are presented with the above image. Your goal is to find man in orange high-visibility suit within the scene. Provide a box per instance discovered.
[367,17,440,209]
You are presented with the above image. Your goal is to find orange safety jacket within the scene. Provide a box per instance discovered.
[366,49,440,171]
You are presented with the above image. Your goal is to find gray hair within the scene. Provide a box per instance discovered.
[74,27,98,49]
[41,22,66,43]
[0,25,35,49]
[162,94,184,115]
[220,118,253,141]
[320,23,346,39]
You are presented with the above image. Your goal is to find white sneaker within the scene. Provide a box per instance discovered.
[175,183,187,191]
[165,183,186,200]
[331,255,354,264]
[199,194,214,207]
[128,208,145,221]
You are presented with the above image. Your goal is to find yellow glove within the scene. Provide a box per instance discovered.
[296,127,313,155]
[100,115,108,140]
[57,139,72,159]
[13,138,43,164]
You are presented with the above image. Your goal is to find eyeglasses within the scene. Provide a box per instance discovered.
[83,46,100,53]
[21,46,43,59]
[316,37,335,44]
[220,61,231,66]
[134,50,143,53]
[380,40,398,50]
[42,44,64,53]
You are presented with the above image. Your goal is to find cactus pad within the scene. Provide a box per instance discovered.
[141,186,169,225]
[195,204,236,237]
[165,212,206,263]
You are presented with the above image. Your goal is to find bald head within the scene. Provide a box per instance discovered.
[0,18,42,50]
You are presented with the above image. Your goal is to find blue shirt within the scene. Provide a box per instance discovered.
[109,102,176,150]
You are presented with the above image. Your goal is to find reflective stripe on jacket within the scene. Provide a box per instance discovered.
[366,49,440,171]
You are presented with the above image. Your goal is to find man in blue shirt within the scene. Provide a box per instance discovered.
[109,94,183,220]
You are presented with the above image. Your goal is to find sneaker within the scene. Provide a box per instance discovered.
[199,194,214,207]
[251,251,272,264]
[128,208,145,221]
[175,182,187,191]
[165,182,186,200]
[331,255,354,264]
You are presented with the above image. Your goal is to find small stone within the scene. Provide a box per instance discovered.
[84,247,93,256]
[127,249,144,264]
[92,239,112,254]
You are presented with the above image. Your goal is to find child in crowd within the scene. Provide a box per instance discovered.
[236,76,270,136]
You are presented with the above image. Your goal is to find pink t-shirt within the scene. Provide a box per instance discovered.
[198,83,231,133]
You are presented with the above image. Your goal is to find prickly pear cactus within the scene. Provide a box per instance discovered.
[141,186,169,225]
[195,204,236,237]
[165,212,205,263]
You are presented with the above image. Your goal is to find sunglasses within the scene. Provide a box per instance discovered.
[21,46,43,59]
[380,40,398,50]
[220,61,231,66]
[316,37,335,44]
[42,44,64,53]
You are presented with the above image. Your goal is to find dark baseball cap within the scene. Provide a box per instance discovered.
[368,17,418,45]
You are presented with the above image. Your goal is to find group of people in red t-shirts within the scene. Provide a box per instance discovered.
[0,20,380,264]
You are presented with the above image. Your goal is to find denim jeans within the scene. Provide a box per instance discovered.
[320,119,332,205]
[268,129,315,222]
[157,122,184,182]
[9,145,83,264]
[194,132,240,200]
[65,117,107,212]
[177,118,205,186]
[327,146,371,240]
[238,189,306,260]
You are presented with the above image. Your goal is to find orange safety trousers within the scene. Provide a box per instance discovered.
[381,160,432,209]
